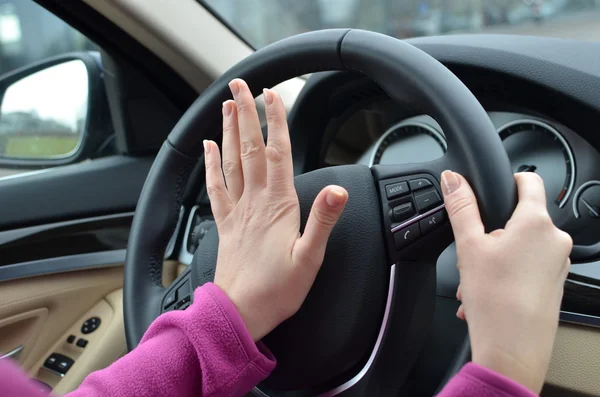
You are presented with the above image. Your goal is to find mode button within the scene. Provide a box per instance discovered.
[385,182,409,199]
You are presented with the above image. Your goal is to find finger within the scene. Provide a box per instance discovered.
[489,229,505,238]
[264,89,294,193]
[441,170,485,245]
[229,79,266,190]
[456,304,466,321]
[221,100,244,202]
[204,140,232,222]
[511,172,548,220]
[294,186,348,269]
[456,284,462,301]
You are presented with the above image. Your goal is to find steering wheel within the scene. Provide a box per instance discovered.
[124,29,517,396]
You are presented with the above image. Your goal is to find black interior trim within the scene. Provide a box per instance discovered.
[0,250,125,282]
[34,0,200,154]
[35,0,198,109]
[0,155,153,231]
[0,213,133,266]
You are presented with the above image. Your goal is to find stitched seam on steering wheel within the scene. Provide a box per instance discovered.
[148,159,196,287]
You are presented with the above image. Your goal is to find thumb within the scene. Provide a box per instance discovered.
[441,170,485,244]
[294,185,348,268]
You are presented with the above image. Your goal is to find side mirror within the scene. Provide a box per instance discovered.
[0,53,112,169]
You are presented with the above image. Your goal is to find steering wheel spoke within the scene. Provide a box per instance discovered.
[162,268,194,313]
[372,156,455,264]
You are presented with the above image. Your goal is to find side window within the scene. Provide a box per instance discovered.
[0,0,115,177]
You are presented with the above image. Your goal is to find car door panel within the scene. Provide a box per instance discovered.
[0,155,153,231]
[34,288,126,394]
[0,257,184,394]
[0,308,48,365]
[0,212,133,273]
[0,267,123,373]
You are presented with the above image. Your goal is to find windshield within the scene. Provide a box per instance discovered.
[201,0,600,48]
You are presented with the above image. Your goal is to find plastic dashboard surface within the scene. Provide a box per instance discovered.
[280,35,600,332]
[348,111,600,248]
[322,107,600,322]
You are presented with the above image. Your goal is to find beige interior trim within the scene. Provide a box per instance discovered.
[38,289,127,395]
[162,259,182,287]
[81,0,249,92]
[0,308,48,365]
[544,323,600,396]
[0,266,124,374]
[0,261,188,395]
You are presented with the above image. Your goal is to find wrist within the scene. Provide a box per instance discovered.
[214,283,264,342]
[472,346,545,394]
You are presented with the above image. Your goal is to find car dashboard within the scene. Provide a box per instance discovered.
[272,50,600,393]
[277,34,600,340]
[323,105,600,248]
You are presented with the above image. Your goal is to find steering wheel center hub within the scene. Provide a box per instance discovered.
[192,165,389,391]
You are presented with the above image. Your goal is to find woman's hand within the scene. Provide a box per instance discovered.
[442,170,572,393]
[204,79,348,342]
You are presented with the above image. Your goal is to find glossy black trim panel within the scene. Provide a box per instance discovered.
[560,311,600,328]
[562,277,600,318]
[0,250,125,282]
[0,155,152,231]
[0,212,134,246]
[0,213,133,266]
[438,243,600,327]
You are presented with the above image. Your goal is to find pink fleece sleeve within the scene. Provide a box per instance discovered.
[0,284,539,397]
[437,362,539,397]
[0,282,275,397]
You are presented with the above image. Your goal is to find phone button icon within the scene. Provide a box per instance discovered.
[393,223,421,250]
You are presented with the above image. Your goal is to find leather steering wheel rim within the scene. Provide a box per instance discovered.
[124,29,517,395]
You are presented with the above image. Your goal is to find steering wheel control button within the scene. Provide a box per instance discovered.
[176,295,192,310]
[419,210,446,235]
[164,289,177,308]
[66,335,75,344]
[414,190,442,213]
[76,338,88,348]
[385,181,410,199]
[390,202,415,222]
[81,317,101,334]
[393,223,421,249]
[409,178,432,192]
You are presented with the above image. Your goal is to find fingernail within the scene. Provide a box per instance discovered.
[203,140,211,154]
[441,170,460,196]
[326,187,347,208]
[229,80,240,97]
[222,101,232,117]
[263,88,273,105]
